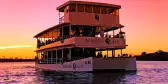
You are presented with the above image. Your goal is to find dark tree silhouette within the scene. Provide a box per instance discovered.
[141,52,146,56]
[158,50,164,54]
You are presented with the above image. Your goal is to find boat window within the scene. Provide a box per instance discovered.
[85,48,96,57]
[71,26,80,36]
[74,48,84,59]
[77,4,85,12]
[75,27,80,36]
[44,51,47,63]
[85,5,92,13]
[52,31,55,38]
[63,49,69,61]
[64,6,69,14]
[55,29,58,38]
[58,28,60,37]
[57,50,62,58]
[52,50,56,58]
[49,31,53,38]
[71,48,77,59]
[60,28,63,37]
[70,28,75,35]
[93,6,100,14]
[96,26,100,33]
[108,7,115,15]
[69,4,76,12]
[48,51,51,59]
[63,26,70,38]
[101,6,107,14]
[37,52,41,61]
[116,9,119,16]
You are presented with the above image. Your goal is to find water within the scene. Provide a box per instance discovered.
[0,61,168,84]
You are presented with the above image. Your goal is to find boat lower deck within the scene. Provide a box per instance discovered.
[35,57,137,72]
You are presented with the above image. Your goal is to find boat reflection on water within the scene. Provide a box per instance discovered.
[35,70,136,84]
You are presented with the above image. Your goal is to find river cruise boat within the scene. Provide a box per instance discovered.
[34,1,136,72]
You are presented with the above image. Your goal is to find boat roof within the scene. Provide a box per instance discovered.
[57,1,121,11]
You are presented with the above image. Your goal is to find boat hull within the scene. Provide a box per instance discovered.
[35,57,137,72]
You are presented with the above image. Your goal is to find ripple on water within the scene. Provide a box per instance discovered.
[0,61,168,84]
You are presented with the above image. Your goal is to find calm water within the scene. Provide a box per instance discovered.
[0,61,168,84]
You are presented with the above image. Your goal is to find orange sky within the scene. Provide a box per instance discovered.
[0,0,168,59]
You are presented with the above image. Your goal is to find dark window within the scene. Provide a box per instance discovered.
[85,5,92,13]
[63,26,70,37]
[101,6,107,14]
[48,51,51,59]
[52,50,56,58]
[57,50,62,58]
[108,7,115,14]
[69,4,76,12]
[77,4,84,12]
[93,6,100,13]
[60,28,62,37]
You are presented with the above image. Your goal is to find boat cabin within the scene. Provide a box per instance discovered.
[34,1,127,64]
[57,1,121,28]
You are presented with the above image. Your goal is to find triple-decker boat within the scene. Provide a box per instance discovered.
[34,1,137,72]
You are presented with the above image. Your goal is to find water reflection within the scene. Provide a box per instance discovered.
[35,70,136,84]
[93,72,136,84]
[0,62,168,84]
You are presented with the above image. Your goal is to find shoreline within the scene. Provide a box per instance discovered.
[0,59,34,62]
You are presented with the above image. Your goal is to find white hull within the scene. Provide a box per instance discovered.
[35,57,137,72]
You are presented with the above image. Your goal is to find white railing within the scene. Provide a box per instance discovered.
[38,57,87,64]
[39,58,63,64]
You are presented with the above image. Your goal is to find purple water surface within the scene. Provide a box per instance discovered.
[0,61,168,84]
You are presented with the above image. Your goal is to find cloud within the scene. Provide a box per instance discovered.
[0,45,35,49]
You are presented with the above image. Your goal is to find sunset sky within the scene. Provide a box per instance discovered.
[0,0,168,59]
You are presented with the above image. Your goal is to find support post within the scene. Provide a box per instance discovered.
[41,52,43,63]
[59,12,60,24]
[44,35,45,45]
[107,49,108,57]
[52,31,54,41]
[69,24,71,36]
[36,52,38,64]
[62,49,64,63]
[62,27,64,38]
[91,6,93,13]
[112,50,114,57]
[76,4,78,12]
[48,32,49,41]
[84,5,85,12]
[121,49,122,57]
[69,48,71,60]
[56,50,57,64]
[114,50,115,57]
[51,50,53,64]
[46,51,48,64]
[67,48,71,60]
[43,51,45,63]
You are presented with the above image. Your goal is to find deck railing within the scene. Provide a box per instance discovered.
[37,33,125,48]
[38,58,63,64]
[37,57,88,64]
[59,16,64,24]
